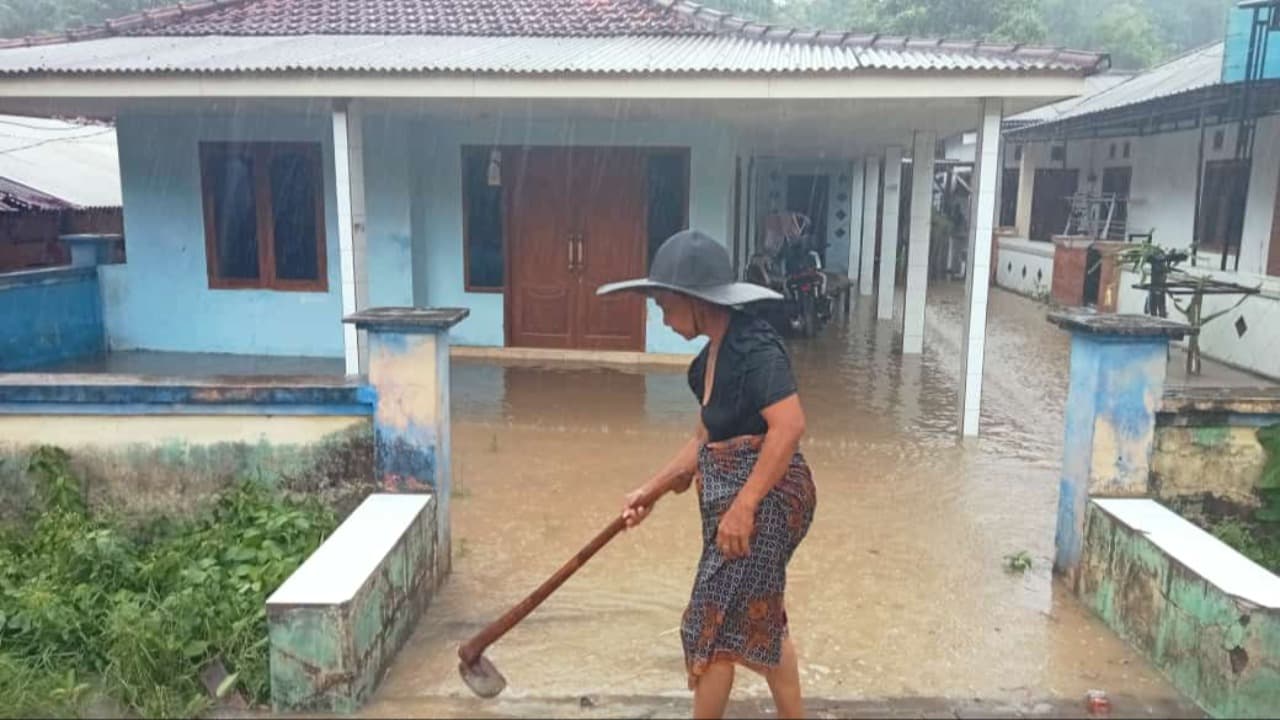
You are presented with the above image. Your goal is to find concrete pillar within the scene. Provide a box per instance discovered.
[902,131,937,354]
[859,155,881,296]
[846,159,866,283]
[958,100,1002,437]
[345,307,469,579]
[1047,311,1191,587]
[333,102,370,375]
[1014,141,1035,238]
[877,147,904,320]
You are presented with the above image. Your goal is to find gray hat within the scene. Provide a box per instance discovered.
[596,230,782,306]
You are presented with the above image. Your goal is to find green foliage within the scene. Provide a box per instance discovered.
[0,446,338,718]
[1003,550,1033,574]
[1257,424,1280,491]
[1211,519,1280,575]
[1200,424,1280,576]
[0,0,170,38]
[706,0,1232,69]
[1093,2,1170,70]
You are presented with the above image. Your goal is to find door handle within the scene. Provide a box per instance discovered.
[576,234,585,273]
[568,234,576,272]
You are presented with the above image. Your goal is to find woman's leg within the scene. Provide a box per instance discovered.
[692,661,735,719]
[765,637,805,719]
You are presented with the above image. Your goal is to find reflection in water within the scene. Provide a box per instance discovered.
[367,284,1191,714]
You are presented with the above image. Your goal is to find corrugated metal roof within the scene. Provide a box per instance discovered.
[0,33,1098,76]
[1005,72,1135,125]
[0,115,122,208]
[1014,42,1224,130]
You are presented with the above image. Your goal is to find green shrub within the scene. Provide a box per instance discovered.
[0,446,338,717]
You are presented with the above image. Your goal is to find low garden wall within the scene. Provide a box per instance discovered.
[0,375,377,521]
[0,266,104,371]
[1050,312,1280,718]
[1080,499,1280,718]
[1154,387,1280,514]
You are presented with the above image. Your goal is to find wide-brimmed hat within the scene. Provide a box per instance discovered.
[596,230,782,306]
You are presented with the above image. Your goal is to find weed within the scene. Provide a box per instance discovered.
[1003,551,1033,574]
[0,446,338,718]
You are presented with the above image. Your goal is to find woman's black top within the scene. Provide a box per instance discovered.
[688,312,799,442]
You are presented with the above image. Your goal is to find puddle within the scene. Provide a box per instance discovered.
[365,284,1201,715]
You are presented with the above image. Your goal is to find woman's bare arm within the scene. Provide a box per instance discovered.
[622,423,708,527]
[715,394,806,558]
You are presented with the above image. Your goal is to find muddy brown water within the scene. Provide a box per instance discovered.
[364,286,1204,717]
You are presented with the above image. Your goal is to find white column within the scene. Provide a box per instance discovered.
[877,146,904,320]
[902,131,937,354]
[960,99,1004,437]
[845,159,865,281]
[1015,141,1035,238]
[333,101,370,375]
[859,155,881,296]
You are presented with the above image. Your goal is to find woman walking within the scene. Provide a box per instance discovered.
[598,230,817,720]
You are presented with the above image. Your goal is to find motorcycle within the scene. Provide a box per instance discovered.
[745,211,832,337]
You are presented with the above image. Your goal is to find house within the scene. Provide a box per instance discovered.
[996,0,1280,378]
[0,114,122,270]
[0,0,1107,435]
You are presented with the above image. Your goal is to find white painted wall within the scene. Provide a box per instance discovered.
[1117,267,1280,380]
[750,157,854,273]
[1014,116,1280,277]
[994,236,1054,297]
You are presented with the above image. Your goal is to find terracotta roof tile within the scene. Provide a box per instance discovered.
[125,0,704,37]
[0,0,1109,73]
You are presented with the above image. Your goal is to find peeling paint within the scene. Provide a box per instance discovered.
[268,496,436,713]
[1056,329,1171,578]
[0,418,374,521]
[1153,426,1268,511]
[1080,503,1280,718]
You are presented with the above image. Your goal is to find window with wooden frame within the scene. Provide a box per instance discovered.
[199,142,327,291]
[461,146,506,292]
[1196,159,1250,254]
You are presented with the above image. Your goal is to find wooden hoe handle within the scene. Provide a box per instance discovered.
[458,481,672,665]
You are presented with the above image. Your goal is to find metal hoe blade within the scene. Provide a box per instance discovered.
[459,655,507,699]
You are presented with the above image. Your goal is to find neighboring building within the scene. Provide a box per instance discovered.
[997,1,1280,377]
[0,114,122,270]
[0,0,1106,431]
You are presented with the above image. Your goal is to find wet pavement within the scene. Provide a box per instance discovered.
[364,284,1219,718]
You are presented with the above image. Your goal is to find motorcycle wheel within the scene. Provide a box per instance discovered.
[800,294,818,338]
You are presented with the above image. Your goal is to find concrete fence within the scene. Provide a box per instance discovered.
[1050,312,1280,718]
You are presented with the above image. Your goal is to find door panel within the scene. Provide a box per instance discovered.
[1101,167,1132,240]
[506,147,648,350]
[507,148,575,348]
[1030,169,1079,242]
[574,147,647,352]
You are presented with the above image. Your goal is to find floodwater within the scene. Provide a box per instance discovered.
[362,284,1208,718]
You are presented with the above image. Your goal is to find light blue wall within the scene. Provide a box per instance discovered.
[110,111,413,357]
[410,115,736,354]
[110,109,731,356]
[1223,5,1280,83]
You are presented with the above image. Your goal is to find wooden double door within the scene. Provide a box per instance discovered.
[505,147,647,351]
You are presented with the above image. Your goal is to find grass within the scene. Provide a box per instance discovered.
[0,446,338,718]
[1208,518,1280,575]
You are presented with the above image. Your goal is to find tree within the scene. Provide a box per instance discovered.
[1095,2,1170,69]
[1,0,169,38]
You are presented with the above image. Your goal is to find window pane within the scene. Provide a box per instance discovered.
[463,148,505,289]
[207,150,259,280]
[269,148,321,282]
[647,152,687,267]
